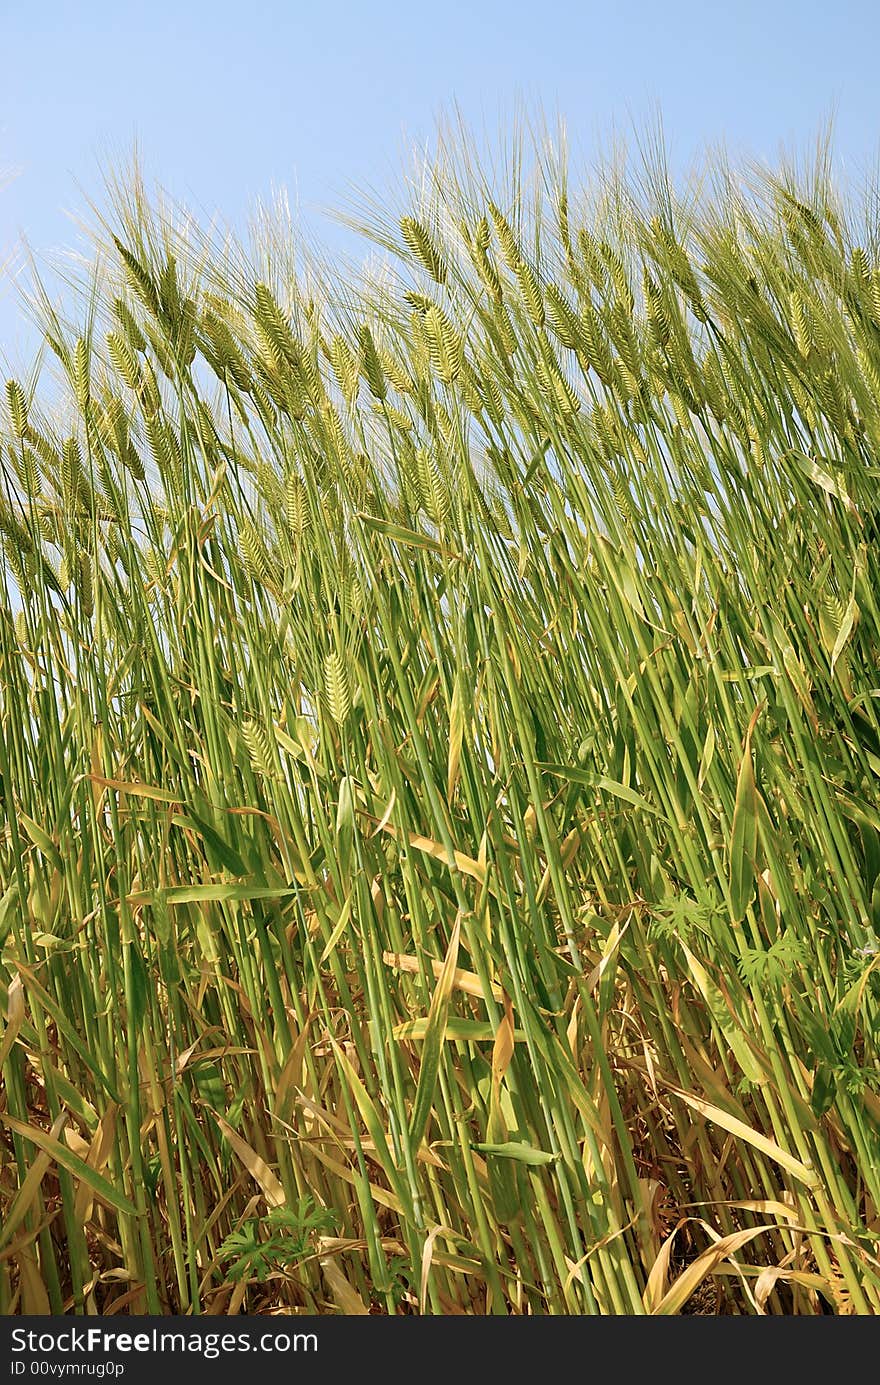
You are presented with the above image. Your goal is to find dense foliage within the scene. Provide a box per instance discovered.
[2,135,880,1313]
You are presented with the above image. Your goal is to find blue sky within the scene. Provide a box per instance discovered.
[1,0,878,362]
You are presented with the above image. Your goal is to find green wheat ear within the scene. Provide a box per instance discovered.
[73,339,91,412]
[113,297,147,353]
[107,332,144,393]
[488,201,520,269]
[242,718,279,782]
[323,649,351,725]
[12,442,41,498]
[416,447,451,524]
[466,218,504,301]
[424,305,463,384]
[252,283,295,371]
[400,216,447,285]
[284,473,310,543]
[789,291,814,358]
[239,519,270,586]
[379,348,413,395]
[5,380,28,438]
[328,334,360,403]
[113,235,161,317]
[514,256,544,327]
[358,324,387,400]
[202,310,252,392]
[545,283,581,349]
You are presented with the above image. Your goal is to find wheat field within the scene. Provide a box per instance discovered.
[1,130,879,1314]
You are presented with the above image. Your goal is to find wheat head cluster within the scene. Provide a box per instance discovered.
[1,131,879,1315]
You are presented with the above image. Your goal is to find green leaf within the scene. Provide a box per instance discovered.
[729,707,761,922]
[127,883,296,906]
[394,1016,526,1042]
[811,1063,837,1118]
[335,776,356,884]
[319,893,353,964]
[0,881,20,947]
[789,450,855,512]
[357,513,458,557]
[447,672,465,804]
[126,943,149,1035]
[179,811,249,877]
[19,814,63,872]
[830,593,859,674]
[538,765,665,819]
[473,1141,559,1166]
[409,914,461,1149]
[0,1114,138,1216]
